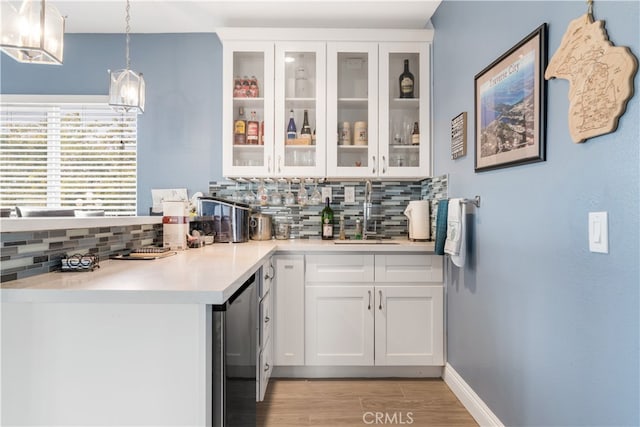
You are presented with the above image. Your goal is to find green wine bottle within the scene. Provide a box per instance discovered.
[321,197,334,240]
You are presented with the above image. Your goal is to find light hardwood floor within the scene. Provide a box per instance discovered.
[257,378,478,426]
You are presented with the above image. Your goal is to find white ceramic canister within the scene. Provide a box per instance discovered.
[354,121,368,145]
[339,122,351,145]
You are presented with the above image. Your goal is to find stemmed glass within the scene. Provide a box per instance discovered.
[232,181,242,202]
[284,180,295,206]
[309,179,322,205]
[297,180,308,206]
[256,179,269,206]
[243,179,256,204]
[270,180,282,206]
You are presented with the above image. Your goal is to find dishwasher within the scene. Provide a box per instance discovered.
[212,273,257,426]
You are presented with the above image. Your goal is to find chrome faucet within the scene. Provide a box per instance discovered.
[363,180,377,239]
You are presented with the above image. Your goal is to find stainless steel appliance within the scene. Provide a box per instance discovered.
[213,274,257,427]
[195,197,250,243]
[249,213,272,241]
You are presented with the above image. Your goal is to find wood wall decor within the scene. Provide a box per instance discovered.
[545,5,638,143]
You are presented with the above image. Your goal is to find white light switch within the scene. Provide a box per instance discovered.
[322,187,332,202]
[589,211,608,253]
[345,187,355,204]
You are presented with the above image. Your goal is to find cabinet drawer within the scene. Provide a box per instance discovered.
[306,254,374,283]
[374,254,443,283]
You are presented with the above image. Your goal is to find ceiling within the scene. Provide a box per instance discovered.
[46,0,442,33]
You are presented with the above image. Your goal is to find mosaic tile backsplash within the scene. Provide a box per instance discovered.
[209,175,448,240]
[0,224,162,283]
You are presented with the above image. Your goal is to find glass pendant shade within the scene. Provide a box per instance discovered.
[109,69,146,113]
[0,0,65,65]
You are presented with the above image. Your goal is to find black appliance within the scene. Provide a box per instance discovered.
[212,274,257,426]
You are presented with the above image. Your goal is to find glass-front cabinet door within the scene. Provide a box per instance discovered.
[378,42,430,178]
[274,42,326,178]
[326,43,378,178]
[222,42,275,178]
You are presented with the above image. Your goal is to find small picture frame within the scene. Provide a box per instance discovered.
[474,23,548,172]
[451,112,467,159]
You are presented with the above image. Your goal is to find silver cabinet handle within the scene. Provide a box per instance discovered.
[268,155,272,174]
[368,290,371,310]
[269,263,275,279]
[264,316,270,323]
[264,363,270,372]
[278,155,282,173]
[382,155,387,174]
[378,290,383,310]
[372,155,376,174]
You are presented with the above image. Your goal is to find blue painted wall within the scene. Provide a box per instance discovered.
[1,33,223,214]
[432,1,639,425]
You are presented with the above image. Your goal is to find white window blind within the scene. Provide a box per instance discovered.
[0,98,137,216]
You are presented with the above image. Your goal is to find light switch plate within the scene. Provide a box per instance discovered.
[589,211,608,253]
[345,187,355,204]
[322,187,332,202]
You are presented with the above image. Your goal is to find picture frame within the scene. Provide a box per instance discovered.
[474,23,548,172]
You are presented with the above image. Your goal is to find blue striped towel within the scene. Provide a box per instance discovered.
[435,199,449,255]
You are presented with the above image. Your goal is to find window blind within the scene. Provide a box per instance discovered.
[0,101,137,216]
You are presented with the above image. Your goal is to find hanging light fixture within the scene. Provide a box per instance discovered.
[0,0,65,65]
[109,0,145,114]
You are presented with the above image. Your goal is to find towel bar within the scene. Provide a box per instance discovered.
[460,196,481,208]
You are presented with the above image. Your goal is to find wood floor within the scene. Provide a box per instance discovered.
[257,378,478,426]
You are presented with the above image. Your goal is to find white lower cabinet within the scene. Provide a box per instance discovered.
[305,285,374,365]
[304,254,443,367]
[273,254,305,366]
[374,285,443,366]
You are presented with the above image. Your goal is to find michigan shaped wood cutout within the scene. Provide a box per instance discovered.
[545,14,638,143]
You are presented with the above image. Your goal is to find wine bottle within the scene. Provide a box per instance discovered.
[233,107,246,145]
[300,109,312,143]
[287,109,297,140]
[411,121,420,145]
[246,111,259,144]
[321,197,334,240]
[399,59,415,98]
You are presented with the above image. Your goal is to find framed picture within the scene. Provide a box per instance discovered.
[474,23,548,172]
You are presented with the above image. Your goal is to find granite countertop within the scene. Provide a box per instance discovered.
[0,239,436,305]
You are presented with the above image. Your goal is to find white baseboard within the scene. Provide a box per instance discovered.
[273,365,443,378]
[443,363,504,427]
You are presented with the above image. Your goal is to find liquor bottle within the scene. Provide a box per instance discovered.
[300,109,312,143]
[321,197,334,240]
[259,121,264,145]
[234,107,246,145]
[399,59,415,98]
[411,122,420,145]
[246,111,259,144]
[312,128,316,145]
[287,109,297,140]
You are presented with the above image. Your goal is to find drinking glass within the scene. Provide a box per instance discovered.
[297,181,308,206]
[256,179,268,206]
[270,180,282,206]
[243,180,256,204]
[232,181,242,202]
[284,180,296,206]
[309,179,322,205]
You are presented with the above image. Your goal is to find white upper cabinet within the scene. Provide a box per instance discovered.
[219,29,433,179]
[326,43,379,178]
[378,42,430,178]
[274,42,326,178]
[222,42,275,177]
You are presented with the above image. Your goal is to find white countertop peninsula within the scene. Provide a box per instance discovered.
[1,239,435,305]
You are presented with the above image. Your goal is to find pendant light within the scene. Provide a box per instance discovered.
[108,0,145,114]
[0,0,65,65]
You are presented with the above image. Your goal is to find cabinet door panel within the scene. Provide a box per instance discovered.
[305,285,374,365]
[326,42,378,178]
[273,255,305,366]
[375,285,443,366]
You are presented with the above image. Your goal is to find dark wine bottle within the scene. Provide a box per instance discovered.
[399,59,415,98]
[287,109,297,140]
[300,109,312,143]
[321,197,334,240]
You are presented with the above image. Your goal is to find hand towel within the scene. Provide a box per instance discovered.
[434,199,449,255]
[444,198,466,267]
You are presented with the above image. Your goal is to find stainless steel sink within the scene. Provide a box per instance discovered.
[333,240,399,245]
